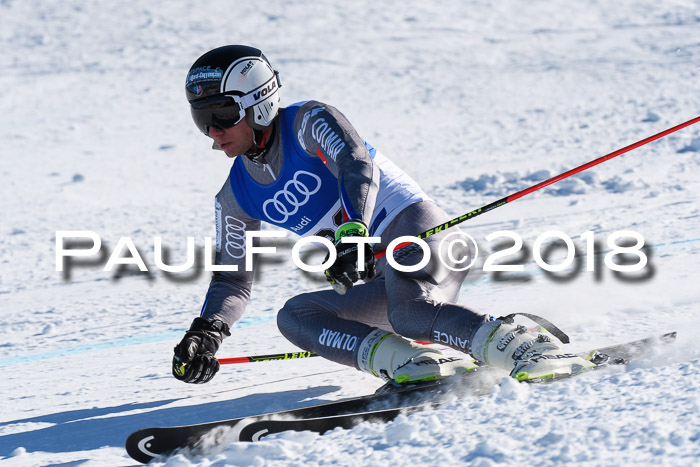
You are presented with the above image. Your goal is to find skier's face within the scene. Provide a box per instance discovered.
[208,118,255,158]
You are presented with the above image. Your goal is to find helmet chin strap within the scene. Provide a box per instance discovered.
[245,124,275,163]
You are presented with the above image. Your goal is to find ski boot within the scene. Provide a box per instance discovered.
[471,320,596,381]
[356,330,477,384]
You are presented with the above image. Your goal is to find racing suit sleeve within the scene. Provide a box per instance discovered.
[199,177,261,329]
[293,101,379,227]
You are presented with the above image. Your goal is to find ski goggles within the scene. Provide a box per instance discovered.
[189,71,281,135]
[190,94,246,134]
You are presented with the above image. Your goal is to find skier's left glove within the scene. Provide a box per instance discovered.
[324,220,376,295]
[172,317,230,384]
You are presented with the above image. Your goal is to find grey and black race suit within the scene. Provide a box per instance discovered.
[201,100,487,367]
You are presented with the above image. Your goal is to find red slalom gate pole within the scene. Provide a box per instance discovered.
[375,115,700,258]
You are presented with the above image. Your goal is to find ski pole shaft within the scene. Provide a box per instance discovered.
[218,351,319,365]
[375,115,700,258]
[218,340,434,365]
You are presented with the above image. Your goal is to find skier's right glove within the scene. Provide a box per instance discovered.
[324,220,376,295]
[172,317,230,384]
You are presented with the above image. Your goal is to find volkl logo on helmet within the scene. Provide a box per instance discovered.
[240,61,254,76]
[253,80,277,101]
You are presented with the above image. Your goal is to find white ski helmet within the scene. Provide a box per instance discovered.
[186,45,282,133]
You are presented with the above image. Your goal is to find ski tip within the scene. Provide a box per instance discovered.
[125,430,160,464]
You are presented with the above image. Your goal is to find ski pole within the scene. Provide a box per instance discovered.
[218,340,434,364]
[375,114,700,258]
[218,351,319,364]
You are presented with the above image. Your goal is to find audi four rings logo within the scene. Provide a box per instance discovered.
[262,170,322,223]
[224,215,246,259]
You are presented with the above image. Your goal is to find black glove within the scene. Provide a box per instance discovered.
[324,220,376,295]
[172,317,230,384]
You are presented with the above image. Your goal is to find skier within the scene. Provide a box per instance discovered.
[172,45,594,385]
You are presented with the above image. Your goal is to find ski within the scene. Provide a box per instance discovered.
[126,332,675,463]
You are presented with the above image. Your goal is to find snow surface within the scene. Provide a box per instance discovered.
[1,0,700,465]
